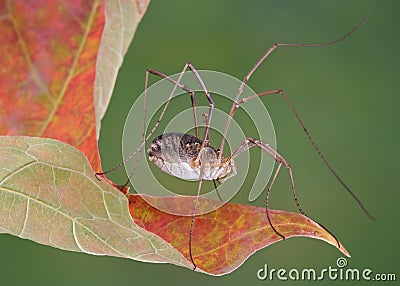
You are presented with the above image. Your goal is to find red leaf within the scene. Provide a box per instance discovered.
[129,194,349,275]
[0,0,105,169]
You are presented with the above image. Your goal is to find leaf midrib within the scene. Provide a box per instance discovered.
[6,0,101,136]
[0,160,144,259]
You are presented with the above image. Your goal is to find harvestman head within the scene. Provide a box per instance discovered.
[96,17,374,271]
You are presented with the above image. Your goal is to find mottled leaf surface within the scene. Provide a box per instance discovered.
[0,136,190,267]
[129,194,349,275]
[0,0,105,169]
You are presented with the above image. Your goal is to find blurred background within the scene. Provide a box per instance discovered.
[1,0,398,285]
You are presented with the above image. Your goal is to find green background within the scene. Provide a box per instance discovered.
[1,0,398,285]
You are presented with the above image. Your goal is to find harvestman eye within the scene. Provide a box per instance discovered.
[96,17,374,271]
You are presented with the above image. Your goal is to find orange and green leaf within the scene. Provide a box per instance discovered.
[129,194,349,275]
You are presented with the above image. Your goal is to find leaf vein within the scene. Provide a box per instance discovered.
[1,185,137,258]
[37,0,101,136]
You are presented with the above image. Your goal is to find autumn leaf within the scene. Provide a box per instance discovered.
[0,0,350,276]
[0,0,105,169]
[129,194,349,275]
[0,136,190,268]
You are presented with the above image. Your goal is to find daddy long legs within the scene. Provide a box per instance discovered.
[96,17,374,271]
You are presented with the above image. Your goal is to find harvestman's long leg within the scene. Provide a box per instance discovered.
[95,64,191,185]
[146,69,199,137]
[219,17,370,155]
[230,137,340,247]
[95,63,214,189]
[229,89,374,219]
[120,69,202,189]
[201,111,223,202]
[189,145,220,271]
[180,64,219,270]
[148,64,218,270]
[121,69,202,188]
[229,138,287,239]
[216,18,374,220]
[186,63,215,148]
[189,179,203,271]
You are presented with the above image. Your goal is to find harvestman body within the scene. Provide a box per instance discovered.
[148,132,236,182]
[97,17,374,271]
